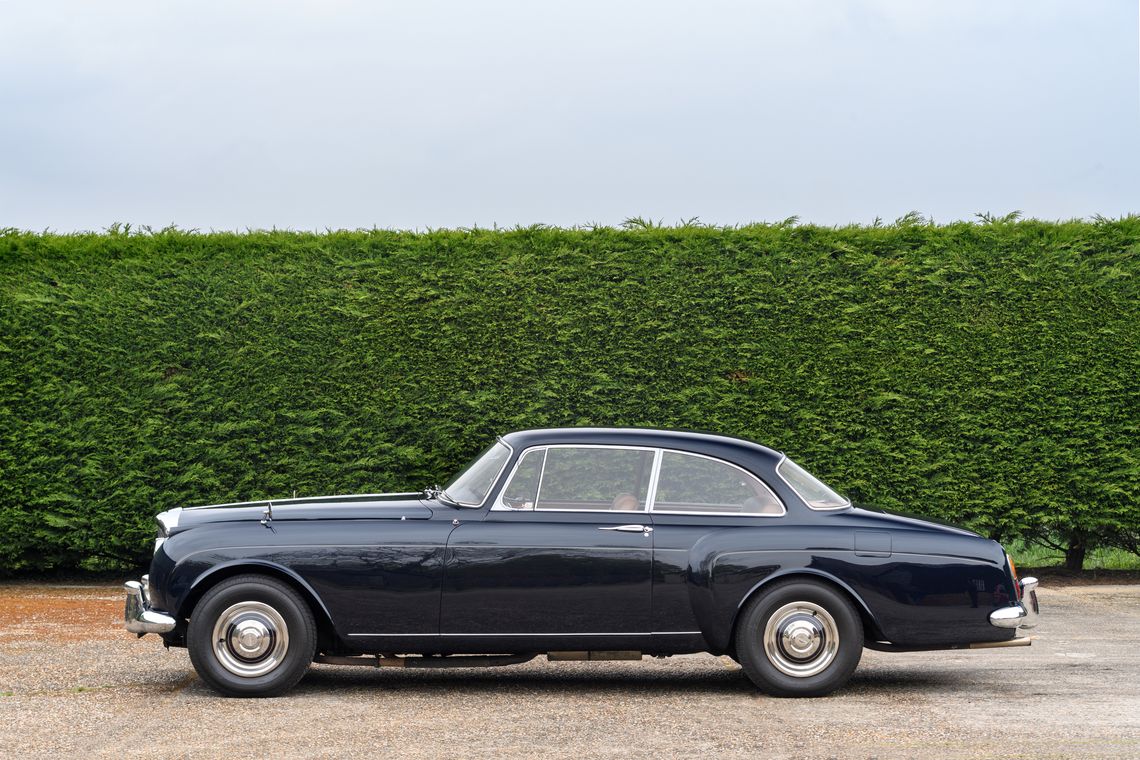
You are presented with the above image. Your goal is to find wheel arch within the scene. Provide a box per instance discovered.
[178,560,339,652]
[729,569,886,650]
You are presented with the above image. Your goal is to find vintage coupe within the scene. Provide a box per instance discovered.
[125,428,1039,697]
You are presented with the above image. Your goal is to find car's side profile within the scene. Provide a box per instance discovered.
[125,428,1039,697]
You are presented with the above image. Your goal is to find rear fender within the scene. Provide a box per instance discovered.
[730,568,883,644]
[693,556,883,653]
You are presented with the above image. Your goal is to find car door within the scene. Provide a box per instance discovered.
[440,445,656,650]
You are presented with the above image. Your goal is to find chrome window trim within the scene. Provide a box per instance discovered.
[532,447,551,510]
[494,447,547,511]
[774,454,851,511]
[649,449,786,518]
[491,444,784,517]
[493,444,658,513]
[645,449,664,511]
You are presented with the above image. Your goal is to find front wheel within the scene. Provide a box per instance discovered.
[187,574,316,697]
[734,579,863,697]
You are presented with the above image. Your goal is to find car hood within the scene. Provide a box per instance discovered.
[158,493,434,535]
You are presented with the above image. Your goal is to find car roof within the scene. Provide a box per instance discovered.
[499,427,784,467]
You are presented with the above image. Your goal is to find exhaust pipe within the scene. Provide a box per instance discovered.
[967,637,1032,649]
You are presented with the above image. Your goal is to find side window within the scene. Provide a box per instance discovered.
[653,452,784,515]
[535,447,654,511]
[500,449,546,510]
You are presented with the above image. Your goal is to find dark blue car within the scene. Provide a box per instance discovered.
[125,427,1039,697]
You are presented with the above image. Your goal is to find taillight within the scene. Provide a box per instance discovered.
[1006,553,1021,600]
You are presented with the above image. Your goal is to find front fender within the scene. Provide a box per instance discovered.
[171,556,337,634]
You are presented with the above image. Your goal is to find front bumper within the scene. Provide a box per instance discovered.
[989,577,1040,629]
[124,575,177,635]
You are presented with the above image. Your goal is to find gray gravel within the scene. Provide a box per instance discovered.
[1,583,1137,759]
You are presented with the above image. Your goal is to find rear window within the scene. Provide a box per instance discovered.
[777,458,849,510]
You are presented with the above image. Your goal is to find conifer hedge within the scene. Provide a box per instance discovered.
[1,219,1137,573]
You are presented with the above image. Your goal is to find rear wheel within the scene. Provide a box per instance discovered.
[734,579,863,697]
[187,574,316,697]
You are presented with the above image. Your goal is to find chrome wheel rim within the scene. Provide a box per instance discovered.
[762,601,839,678]
[212,601,290,678]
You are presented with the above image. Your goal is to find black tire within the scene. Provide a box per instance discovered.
[187,574,317,697]
[734,579,863,697]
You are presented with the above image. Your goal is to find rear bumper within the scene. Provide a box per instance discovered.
[989,577,1039,629]
[124,575,177,635]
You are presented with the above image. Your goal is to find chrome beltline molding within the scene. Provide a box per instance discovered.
[347,631,702,637]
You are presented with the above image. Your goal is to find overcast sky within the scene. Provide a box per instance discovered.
[1,0,1137,231]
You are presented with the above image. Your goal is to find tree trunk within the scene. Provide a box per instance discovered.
[1064,533,1087,571]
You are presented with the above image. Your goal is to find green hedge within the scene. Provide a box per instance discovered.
[1,220,1138,573]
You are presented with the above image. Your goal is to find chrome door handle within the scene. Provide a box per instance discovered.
[598,524,652,533]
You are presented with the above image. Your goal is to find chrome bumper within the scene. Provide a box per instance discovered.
[124,575,177,635]
[989,577,1039,629]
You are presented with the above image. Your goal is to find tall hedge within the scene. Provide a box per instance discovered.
[1,220,1137,573]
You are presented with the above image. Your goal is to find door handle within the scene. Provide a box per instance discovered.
[598,524,652,533]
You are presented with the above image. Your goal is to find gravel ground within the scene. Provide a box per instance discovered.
[1,582,1137,759]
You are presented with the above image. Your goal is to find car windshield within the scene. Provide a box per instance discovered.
[777,457,850,510]
[443,441,512,507]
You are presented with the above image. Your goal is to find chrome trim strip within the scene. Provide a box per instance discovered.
[645,448,663,511]
[647,509,785,518]
[712,549,994,564]
[653,631,703,636]
[532,447,549,510]
[347,631,702,638]
[452,545,652,552]
[186,492,427,511]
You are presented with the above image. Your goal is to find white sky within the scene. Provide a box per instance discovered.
[1,0,1137,231]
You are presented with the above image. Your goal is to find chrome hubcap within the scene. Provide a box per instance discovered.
[763,601,839,678]
[212,601,289,678]
[231,619,271,658]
